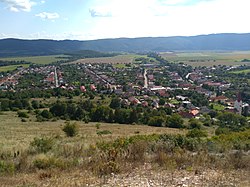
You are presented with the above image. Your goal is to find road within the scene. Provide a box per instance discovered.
[143,69,148,88]
[54,67,59,87]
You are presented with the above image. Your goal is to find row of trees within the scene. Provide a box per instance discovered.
[44,100,184,128]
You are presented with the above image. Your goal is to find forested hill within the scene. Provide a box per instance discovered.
[1,33,250,57]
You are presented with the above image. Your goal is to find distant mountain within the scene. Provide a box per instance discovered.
[1,33,250,57]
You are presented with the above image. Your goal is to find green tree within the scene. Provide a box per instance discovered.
[91,106,113,122]
[50,101,67,117]
[188,118,202,129]
[217,112,248,131]
[109,97,121,109]
[41,110,53,119]
[166,114,184,128]
[148,116,165,127]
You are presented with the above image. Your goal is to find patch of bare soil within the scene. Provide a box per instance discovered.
[1,164,249,187]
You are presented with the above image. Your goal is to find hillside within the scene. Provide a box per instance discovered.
[1,33,250,57]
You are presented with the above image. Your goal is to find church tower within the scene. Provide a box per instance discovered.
[234,92,243,115]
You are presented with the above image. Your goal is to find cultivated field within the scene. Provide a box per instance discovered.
[0,64,30,72]
[160,51,250,67]
[231,68,250,74]
[69,54,144,65]
[0,55,68,65]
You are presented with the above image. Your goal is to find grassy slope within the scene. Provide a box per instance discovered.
[69,54,145,65]
[161,51,250,67]
[231,68,250,74]
[0,55,68,65]
[0,111,184,152]
[0,64,30,72]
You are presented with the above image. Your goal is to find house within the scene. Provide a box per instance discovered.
[178,109,199,119]
[90,84,96,91]
[80,86,86,92]
[128,96,141,105]
[141,101,149,107]
[152,100,159,108]
[210,95,228,104]
[176,95,188,101]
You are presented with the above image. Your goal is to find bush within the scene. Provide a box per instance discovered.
[188,118,202,129]
[33,155,65,169]
[215,127,230,135]
[40,110,53,119]
[97,130,112,136]
[17,111,29,118]
[30,137,54,153]
[186,129,207,138]
[95,123,101,129]
[0,161,15,174]
[62,122,78,137]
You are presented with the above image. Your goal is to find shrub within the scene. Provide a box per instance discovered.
[215,127,230,135]
[186,129,208,138]
[62,121,78,137]
[188,118,202,129]
[40,110,53,119]
[97,130,112,136]
[95,123,101,129]
[30,137,54,153]
[33,155,65,169]
[0,161,15,174]
[17,111,29,118]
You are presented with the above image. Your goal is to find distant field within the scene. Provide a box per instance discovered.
[0,64,30,72]
[210,103,225,111]
[231,69,250,74]
[69,54,144,65]
[160,51,250,67]
[0,55,69,65]
[0,111,184,152]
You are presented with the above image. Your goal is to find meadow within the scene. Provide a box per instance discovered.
[0,64,30,72]
[160,51,250,67]
[0,111,249,186]
[231,68,250,74]
[70,54,145,65]
[0,111,183,152]
[0,55,68,65]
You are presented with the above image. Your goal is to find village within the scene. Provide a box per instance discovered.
[0,54,249,120]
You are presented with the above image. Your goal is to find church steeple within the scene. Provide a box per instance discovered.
[234,92,243,115]
[237,92,242,102]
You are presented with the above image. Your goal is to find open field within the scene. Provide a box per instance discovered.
[0,64,30,72]
[0,55,68,65]
[160,51,250,67]
[69,54,145,65]
[231,68,250,74]
[0,111,249,187]
[0,111,184,152]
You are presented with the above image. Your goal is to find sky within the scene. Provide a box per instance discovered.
[0,0,250,40]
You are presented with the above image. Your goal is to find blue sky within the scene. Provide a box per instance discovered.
[0,0,249,40]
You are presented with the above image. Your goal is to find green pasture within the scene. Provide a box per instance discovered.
[160,51,250,67]
[0,55,69,65]
[231,69,250,74]
[0,64,30,72]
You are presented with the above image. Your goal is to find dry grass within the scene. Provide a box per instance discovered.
[1,111,249,186]
[69,55,140,65]
[0,111,184,152]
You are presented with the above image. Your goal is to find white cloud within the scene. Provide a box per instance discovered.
[89,8,112,17]
[0,0,35,12]
[35,12,60,20]
[84,0,250,39]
